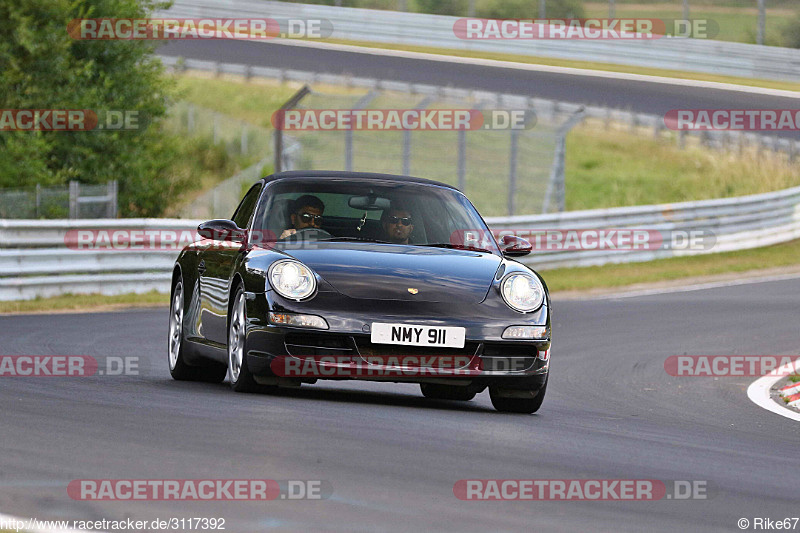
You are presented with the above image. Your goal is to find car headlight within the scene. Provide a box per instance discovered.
[500,273,545,312]
[268,260,317,300]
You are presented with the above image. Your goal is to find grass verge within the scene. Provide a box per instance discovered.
[0,291,169,315]
[171,73,800,215]
[540,237,800,292]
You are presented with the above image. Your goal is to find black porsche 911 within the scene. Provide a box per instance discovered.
[168,171,550,413]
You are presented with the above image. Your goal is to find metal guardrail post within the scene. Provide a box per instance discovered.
[68,181,79,220]
[108,181,118,219]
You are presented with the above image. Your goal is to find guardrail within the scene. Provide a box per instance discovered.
[159,0,800,82]
[3,185,800,300]
[0,219,197,301]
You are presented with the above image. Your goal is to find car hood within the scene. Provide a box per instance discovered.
[282,242,502,303]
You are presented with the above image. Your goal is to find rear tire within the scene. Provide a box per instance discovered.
[420,383,476,402]
[168,278,226,383]
[227,285,262,393]
[489,378,547,414]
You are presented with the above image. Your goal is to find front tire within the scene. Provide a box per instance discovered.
[228,285,261,393]
[420,383,476,401]
[489,378,547,414]
[168,278,226,383]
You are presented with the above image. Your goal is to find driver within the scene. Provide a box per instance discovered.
[381,205,414,245]
[279,195,325,239]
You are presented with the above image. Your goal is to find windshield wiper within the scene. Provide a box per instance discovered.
[320,236,395,244]
[420,243,494,254]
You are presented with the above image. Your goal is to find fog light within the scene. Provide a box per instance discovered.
[502,325,547,339]
[269,312,328,330]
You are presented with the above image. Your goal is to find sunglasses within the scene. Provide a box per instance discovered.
[388,216,413,226]
[298,213,323,224]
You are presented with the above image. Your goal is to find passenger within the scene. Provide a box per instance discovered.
[279,195,325,239]
[381,206,414,245]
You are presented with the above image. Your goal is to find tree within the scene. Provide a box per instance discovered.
[0,0,188,216]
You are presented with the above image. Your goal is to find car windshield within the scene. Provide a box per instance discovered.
[251,178,499,254]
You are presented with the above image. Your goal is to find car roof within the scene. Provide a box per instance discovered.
[262,170,459,191]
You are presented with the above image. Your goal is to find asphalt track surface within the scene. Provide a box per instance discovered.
[158,40,800,140]
[1,278,799,532]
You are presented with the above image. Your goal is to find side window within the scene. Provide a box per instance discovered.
[231,184,263,229]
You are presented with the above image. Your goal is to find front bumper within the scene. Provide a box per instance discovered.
[243,292,550,392]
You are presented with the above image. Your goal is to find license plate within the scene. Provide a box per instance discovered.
[370,323,465,349]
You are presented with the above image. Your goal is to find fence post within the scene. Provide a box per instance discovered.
[405,96,433,176]
[508,129,519,216]
[273,85,311,173]
[35,184,41,218]
[213,113,219,144]
[543,108,585,213]
[345,91,377,172]
[69,181,79,219]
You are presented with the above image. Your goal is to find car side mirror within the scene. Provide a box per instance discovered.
[499,234,532,257]
[198,219,247,243]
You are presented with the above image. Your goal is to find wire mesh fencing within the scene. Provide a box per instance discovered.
[0,181,117,219]
[274,85,584,216]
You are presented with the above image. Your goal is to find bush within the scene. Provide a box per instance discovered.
[413,0,468,16]
[0,0,183,217]
[780,14,800,48]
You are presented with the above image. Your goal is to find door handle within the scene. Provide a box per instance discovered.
[198,260,206,275]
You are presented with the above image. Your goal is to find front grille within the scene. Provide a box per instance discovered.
[480,343,538,372]
[354,337,479,367]
[284,333,355,357]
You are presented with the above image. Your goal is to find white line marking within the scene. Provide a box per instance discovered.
[747,358,800,422]
[255,38,800,99]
